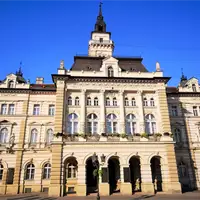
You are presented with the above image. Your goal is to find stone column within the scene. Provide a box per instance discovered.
[140,163,154,194]
[49,80,65,197]
[100,90,105,134]
[77,164,86,196]
[120,164,132,195]
[137,91,145,133]
[80,90,86,134]
[119,90,125,134]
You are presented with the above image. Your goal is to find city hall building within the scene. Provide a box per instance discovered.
[0,3,200,197]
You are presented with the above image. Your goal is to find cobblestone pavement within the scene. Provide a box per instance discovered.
[0,191,200,200]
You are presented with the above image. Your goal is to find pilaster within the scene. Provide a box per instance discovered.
[119,90,125,133]
[165,144,182,193]
[100,90,105,133]
[80,90,86,134]
[77,164,86,196]
[137,91,145,133]
[12,98,30,195]
[140,163,154,194]
[49,80,65,197]
[120,164,132,195]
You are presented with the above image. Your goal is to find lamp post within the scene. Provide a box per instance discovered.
[92,153,106,200]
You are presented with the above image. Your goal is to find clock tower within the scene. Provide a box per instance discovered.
[88,2,114,57]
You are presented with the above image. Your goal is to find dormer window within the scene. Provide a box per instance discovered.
[192,84,197,92]
[108,67,114,77]
[8,80,14,88]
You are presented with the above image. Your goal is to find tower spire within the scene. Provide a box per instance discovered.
[95,1,106,32]
[99,1,103,16]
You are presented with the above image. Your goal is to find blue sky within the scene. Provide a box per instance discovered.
[0,1,200,86]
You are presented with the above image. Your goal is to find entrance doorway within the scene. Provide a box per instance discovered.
[150,156,163,193]
[108,157,120,194]
[129,156,141,193]
[86,157,98,194]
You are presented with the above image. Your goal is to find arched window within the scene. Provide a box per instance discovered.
[150,98,155,106]
[126,114,136,135]
[75,97,79,106]
[8,80,14,88]
[67,113,78,134]
[178,161,187,178]
[25,163,35,180]
[125,97,129,106]
[87,97,91,106]
[113,97,117,106]
[131,98,136,106]
[106,114,118,134]
[30,129,38,144]
[68,96,72,105]
[108,67,114,77]
[87,113,98,134]
[94,97,99,106]
[66,160,77,178]
[43,163,51,179]
[106,97,110,106]
[145,114,156,135]
[174,128,181,143]
[0,164,3,180]
[192,84,197,92]
[46,129,53,144]
[0,128,8,143]
[143,98,148,106]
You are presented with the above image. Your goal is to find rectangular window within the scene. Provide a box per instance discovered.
[99,38,103,43]
[48,105,55,116]
[193,106,198,116]
[171,106,178,116]
[1,104,7,115]
[8,104,15,115]
[33,104,40,115]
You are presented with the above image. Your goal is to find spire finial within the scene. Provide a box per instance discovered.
[99,1,103,16]
[16,61,23,77]
[181,68,187,82]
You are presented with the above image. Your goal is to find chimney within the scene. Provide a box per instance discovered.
[36,77,44,84]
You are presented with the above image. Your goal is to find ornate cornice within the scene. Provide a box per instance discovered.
[167,92,200,97]
[0,88,56,95]
[52,74,170,84]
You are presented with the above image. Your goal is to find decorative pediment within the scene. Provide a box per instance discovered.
[102,56,119,63]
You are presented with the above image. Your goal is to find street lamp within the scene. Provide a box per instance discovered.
[92,153,106,200]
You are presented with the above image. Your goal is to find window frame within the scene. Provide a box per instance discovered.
[1,104,7,115]
[0,128,8,143]
[145,114,156,135]
[43,163,51,179]
[193,106,198,116]
[108,67,114,77]
[106,113,118,134]
[30,128,38,144]
[67,96,72,105]
[67,113,78,134]
[126,114,137,135]
[25,163,35,180]
[87,113,98,134]
[33,104,40,116]
[8,104,15,115]
[0,164,4,180]
[48,104,55,116]
[75,97,80,106]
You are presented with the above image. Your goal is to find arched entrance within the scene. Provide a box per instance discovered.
[108,157,120,194]
[86,157,98,195]
[129,156,141,193]
[64,157,78,195]
[150,156,163,193]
